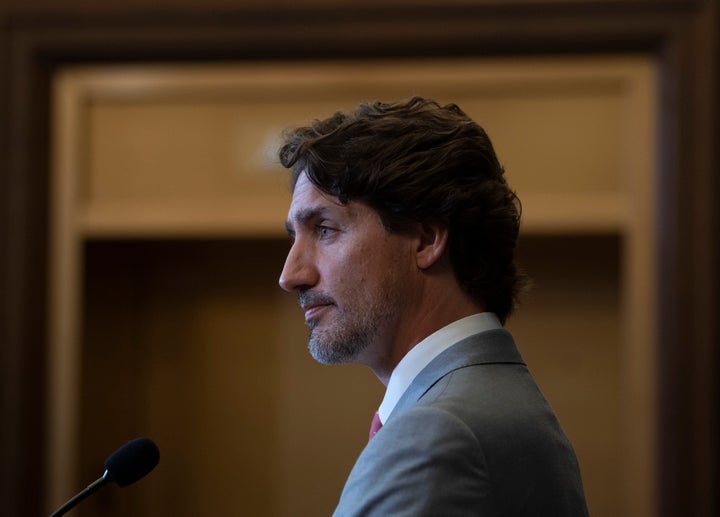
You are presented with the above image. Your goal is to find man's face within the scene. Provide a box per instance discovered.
[279,172,418,366]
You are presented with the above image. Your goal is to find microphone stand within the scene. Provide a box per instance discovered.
[49,471,110,517]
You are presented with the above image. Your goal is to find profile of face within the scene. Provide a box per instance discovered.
[279,172,419,366]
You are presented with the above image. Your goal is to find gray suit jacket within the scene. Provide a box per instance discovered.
[333,329,589,516]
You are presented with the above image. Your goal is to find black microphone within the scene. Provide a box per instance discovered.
[49,437,160,517]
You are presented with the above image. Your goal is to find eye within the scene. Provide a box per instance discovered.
[317,225,335,239]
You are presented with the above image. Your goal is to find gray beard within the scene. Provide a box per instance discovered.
[301,269,404,365]
[307,321,370,365]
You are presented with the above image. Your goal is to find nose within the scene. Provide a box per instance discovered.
[278,240,317,292]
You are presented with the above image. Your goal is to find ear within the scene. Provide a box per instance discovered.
[416,222,449,270]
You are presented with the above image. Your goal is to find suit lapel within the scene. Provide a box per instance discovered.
[388,328,525,422]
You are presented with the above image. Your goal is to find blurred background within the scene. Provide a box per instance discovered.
[0,2,717,517]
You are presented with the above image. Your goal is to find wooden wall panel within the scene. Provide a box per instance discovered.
[48,57,654,516]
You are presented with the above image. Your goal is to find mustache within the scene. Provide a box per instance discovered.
[298,290,335,308]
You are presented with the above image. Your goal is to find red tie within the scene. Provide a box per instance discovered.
[369,411,383,441]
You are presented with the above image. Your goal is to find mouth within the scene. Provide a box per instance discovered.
[302,304,331,323]
[299,292,335,324]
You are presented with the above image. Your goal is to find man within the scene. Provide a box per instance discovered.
[278,97,588,516]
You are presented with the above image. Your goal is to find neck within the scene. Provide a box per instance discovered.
[365,286,484,386]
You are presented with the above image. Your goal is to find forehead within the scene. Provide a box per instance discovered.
[284,173,349,230]
[288,172,339,214]
[285,172,383,235]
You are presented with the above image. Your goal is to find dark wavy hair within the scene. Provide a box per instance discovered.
[278,96,527,323]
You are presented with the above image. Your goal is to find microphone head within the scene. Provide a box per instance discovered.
[104,437,160,487]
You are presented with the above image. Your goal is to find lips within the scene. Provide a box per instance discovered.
[303,304,330,322]
[299,292,335,323]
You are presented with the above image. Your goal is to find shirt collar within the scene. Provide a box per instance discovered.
[377,312,502,423]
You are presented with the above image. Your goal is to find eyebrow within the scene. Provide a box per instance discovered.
[284,206,330,236]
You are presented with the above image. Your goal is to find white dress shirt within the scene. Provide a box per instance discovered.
[377,312,502,424]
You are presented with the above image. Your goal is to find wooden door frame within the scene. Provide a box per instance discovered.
[1,3,717,516]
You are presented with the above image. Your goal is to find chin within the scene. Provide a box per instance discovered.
[307,329,367,365]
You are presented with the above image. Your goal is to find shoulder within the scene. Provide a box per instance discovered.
[334,405,495,517]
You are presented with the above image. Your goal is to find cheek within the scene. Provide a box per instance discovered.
[318,248,365,292]
[324,233,416,293]
[360,241,415,287]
